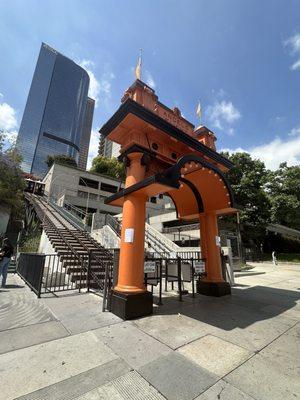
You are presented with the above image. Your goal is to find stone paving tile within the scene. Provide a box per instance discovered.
[225,352,300,400]
[177,334,252,376]
[0,330,118,400]
[138,352,218,400]
[94,321,172,369]
[16,359,131,400]
[195,380,256,400]
[181,300,295,352]
[0,276,55,332]
[41,293,122,334]
[76,371,166,400]
[134,313,212,349]
[258,322,300,379]
[0,320,70,355]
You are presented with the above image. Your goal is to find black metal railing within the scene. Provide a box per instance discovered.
[17,252,85,297]
[17,253,45,297]
[144,252,206,304]
[105,214,121,236]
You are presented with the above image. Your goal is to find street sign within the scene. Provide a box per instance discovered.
[144,261,156,273]
[194,261,205,273]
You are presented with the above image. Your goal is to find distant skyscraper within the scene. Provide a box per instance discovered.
[98,137,120,159]
[78,97,94,169]
[17,43,92,177]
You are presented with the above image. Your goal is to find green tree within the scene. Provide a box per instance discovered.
[46,154,77,168]
[266,163,300,230]
[0,148,25,212]
[90,156,126,180]
[221,152,271,248]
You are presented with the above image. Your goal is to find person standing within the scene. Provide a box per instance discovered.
[272,250,278,266]
[0,238,14,288]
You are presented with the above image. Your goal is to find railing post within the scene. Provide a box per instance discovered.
[87,250,91,292]
[191,257,195,298]
[178,256,182,302]
[158,259,163,305]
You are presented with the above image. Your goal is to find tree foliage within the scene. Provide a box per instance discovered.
[0,145,25,212]
[221,152,300,249]
[222,152,271,227]
[266,162,300,230]
[46,154,77,168]
[90,156,126,180]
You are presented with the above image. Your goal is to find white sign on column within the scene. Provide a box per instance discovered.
[124,228,134,243]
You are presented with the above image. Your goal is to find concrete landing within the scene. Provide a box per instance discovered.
[0,263,299,400]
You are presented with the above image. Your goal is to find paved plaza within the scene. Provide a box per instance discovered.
[0,262,299,400]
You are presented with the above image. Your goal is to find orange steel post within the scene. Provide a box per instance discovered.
[200,212,224,282]
[114,152,147,293]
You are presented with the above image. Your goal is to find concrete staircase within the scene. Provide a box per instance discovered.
[25,194,113,289]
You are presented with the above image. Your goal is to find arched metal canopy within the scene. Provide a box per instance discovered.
[105,153,236,219]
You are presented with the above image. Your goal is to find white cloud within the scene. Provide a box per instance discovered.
[87,128,99,169]
[206,100,241,131]
[284,33,300,54]
[284,33,300,71]
[0,102,18,131]
[222,135,300,170]
[144,70,156,88]
[79,60,115,108]
[290,59,300,71]
[5,130,18,145]
[288,126,300,137]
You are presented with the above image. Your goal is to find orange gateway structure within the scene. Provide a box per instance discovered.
[100,79,237,319]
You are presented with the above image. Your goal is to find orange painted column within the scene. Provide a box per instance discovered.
[114,153,147,293]
[199,212,224,282]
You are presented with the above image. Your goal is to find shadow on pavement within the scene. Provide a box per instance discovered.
[151,284,300,331]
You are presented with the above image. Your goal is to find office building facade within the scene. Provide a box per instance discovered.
[17,43,92,177]
[98,136,120,159]
[78,97,95,169]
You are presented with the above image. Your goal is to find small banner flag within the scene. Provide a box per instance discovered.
[135,49,142,80]
[196,101,202,120]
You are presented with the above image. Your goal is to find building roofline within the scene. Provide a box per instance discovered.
[99,98,233,170]
[48,162,124,183]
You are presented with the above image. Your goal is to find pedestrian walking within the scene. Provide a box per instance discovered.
[272,250,278,266]
[0,238,14,288]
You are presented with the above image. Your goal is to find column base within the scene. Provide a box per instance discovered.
[109,290,153,320]
[197,280,231,297]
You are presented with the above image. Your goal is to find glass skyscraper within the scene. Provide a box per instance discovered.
[17,43,92,177]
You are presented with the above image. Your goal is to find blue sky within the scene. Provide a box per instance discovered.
[0,0,300,170]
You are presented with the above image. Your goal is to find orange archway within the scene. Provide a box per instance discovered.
[99,79,237,319]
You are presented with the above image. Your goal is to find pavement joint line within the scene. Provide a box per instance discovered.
[133,370,168,400]
[0,321,71,356]
[175,332,255,354]
[15,358,134,400]
[219,320,300,394]
[131,320,176,351]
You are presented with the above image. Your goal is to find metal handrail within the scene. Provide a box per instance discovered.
[31,195,113,291]
[105,214,121,236]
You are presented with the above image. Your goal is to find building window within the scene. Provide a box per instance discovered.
[79,177,99,189]
[77,190,97,200]
[150,197,157,204]
[78,190,88,199]
[100,182,118,193]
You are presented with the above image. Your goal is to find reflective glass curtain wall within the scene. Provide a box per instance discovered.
[17,43,90,177]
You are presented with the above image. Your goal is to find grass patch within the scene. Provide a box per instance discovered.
[19,234,41,253]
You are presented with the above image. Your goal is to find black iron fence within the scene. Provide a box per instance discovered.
[17,252,85,297]
[144,252,206,304]
[17,253,45,297]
